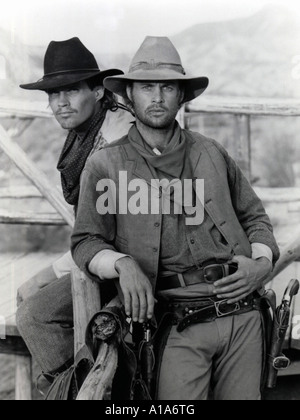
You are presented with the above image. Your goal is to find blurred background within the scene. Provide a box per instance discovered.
[0,0,300,399]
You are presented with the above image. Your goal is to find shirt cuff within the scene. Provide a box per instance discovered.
[89,250,130,280]
[251,243,273,263]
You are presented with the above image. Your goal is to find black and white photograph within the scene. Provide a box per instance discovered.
[0,0,300,402]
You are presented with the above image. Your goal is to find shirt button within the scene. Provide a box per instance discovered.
[154,222,160,227]
[190,239,195,245]
[153,248,158,253]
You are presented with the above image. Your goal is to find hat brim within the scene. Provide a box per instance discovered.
[20,69,124,91]
[104,70,209,103]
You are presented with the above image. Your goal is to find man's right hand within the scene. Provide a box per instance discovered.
[115,257,155,323]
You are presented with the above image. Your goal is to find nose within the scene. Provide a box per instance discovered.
[58,91,70,107]
[152,85,164,104]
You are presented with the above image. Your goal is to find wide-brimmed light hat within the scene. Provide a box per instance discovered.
[104,36,209,103]
[20,37,123,91]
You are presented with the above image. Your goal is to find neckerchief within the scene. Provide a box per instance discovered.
[128,122,186,179]
[57,107,107,205]
[128,122,195,211]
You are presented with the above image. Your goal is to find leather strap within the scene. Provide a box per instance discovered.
[158,294,255,333]
[157,262,238,292]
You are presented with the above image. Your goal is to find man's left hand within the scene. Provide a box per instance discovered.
[213,255,272,304]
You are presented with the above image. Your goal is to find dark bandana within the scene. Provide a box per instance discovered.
[128,122,195,209]
[57,108,107,206]
[128,122,191,180]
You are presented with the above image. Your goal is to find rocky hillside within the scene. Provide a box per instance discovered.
[171,5,300,98]
[2,5,299,100]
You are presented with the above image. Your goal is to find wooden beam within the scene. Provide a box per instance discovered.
[269,233,300,280]
[71,268,101,356]
[0,209,67,225]
[0,335,31,356]
[254,187,300,203]
[0,186,43,199]
[0,98,52,119]
[233,114,251,181]
[0,125,74,227]
[15,356,32,400]
[187,96,300,116]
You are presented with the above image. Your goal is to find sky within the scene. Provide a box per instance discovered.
[1,0,300,55]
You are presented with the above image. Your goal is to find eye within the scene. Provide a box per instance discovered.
[48,91,59,98]
[163,85,175,92]
[67,88,79,93]
[141,85,153,92]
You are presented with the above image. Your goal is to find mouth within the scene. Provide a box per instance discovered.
[57,111,75,117]
[148,108,166,115]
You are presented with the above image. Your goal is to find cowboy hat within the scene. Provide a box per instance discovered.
[20,37,124,91]
[104,36,209,103]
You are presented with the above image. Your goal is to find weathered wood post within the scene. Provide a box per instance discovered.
[15,356,32,400]
[233,114,251,182]
[71,268,102,356]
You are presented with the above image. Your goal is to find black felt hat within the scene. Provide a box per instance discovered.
[20,37,123,91]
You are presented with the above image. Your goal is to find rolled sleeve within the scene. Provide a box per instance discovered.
[251,243,273,263]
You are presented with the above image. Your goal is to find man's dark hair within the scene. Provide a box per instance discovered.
[86,75,119,111]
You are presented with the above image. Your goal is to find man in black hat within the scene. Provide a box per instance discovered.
[16,38,132,384]
[17,38,132,304]
[71,36,280,400]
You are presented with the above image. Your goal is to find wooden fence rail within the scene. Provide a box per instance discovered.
[0,125,74,227]
[187,96,300,117]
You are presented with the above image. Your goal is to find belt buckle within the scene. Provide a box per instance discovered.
[203,264,225,284]
[215,300,241,317]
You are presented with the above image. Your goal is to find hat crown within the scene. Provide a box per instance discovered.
[129,37,185,74]
[44,37,99,76]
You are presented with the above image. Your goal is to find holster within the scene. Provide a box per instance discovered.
[255,290,276,392]
[130,311,175,400]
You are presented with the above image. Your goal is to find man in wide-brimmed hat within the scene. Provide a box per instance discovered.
[16,38,132,390]
[71,36,280,400]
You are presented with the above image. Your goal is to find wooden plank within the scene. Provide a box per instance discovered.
[2,96,300,118]
[233,114,251,181]
[0,336,30,356]
[0,209,67,225]
[187,95,300,116]
[0,124,74,227]
[71,268,101,356]
[0,186,43,199]
[0,98,52,119]
[254,187,300,203]
[269,232,300,280]
[15,356,32,400]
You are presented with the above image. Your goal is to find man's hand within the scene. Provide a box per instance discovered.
[115,257,155,323]
[213,255,272,304]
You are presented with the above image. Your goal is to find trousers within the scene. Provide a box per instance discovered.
[17,274,263,400]
[17,275,74,373]
[157,310,263,400]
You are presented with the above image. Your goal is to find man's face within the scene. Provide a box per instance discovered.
[127,82,184,129]
[47,81,101,130]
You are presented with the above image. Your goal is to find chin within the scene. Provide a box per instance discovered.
[58,120,78,130]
